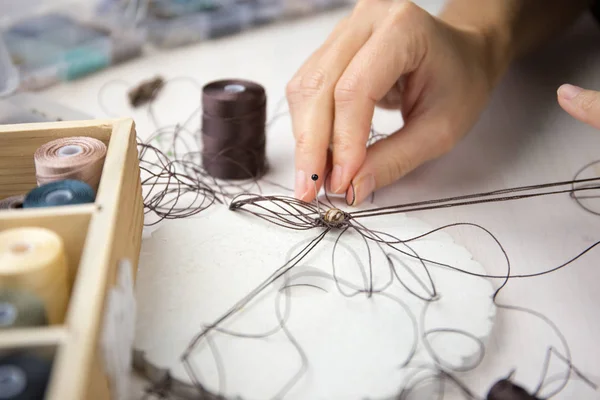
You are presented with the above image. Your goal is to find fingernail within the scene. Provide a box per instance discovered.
[331,164,344,193]
[558,84,582,100]
[346,174,375,206]
[295,169,307,199]
[325,175,332,193]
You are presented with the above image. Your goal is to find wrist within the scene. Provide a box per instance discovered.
[439,10,515,90]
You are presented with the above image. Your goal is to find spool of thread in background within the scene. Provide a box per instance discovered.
[0,352,52,400]
[34,136,107,192]
[0,227,69,325]
[23,180,95,208]
[0,195,25,210]
[487,379,540,400]
[0,288,47,329]
[201,79,268,180]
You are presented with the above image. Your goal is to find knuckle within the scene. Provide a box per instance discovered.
[286,77,303,102]
[388,1,423,25]
[578,92,599,113]
[334,76,360,103]
[294,131,315,155]
[385,2,428,70]
[388,147,413,183]
[286,69,329,101]
[436,123,458,154]
[331,133,356,155]
[353,0,379,15]
[300,69,329,96]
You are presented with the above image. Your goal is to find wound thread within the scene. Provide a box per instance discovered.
[0,227,70,324]
[34,136,107,192]
[201,79,267,180]
[23,180,95,208]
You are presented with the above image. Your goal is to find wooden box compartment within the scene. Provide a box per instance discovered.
[0,343,58,399]
[0,118,144,400]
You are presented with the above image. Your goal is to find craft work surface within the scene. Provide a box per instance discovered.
[135,200,496,399]
[41,1,600,398]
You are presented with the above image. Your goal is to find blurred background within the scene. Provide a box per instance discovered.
[0,0,354,123]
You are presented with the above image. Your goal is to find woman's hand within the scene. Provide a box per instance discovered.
[286,0,509,205]
[558,84,600,129]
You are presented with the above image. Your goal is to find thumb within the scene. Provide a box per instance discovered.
[557,84,600,129]
[345,113,456,205]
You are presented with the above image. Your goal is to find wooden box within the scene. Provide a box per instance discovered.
[0,118,144,399]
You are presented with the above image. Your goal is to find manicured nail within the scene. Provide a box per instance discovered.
[295,169,307,199]
[346,174,375,206]
[331,164,344,194]
[558,84,582,100]
[325,175,332,193]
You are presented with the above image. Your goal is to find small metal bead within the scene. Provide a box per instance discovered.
[311,174,318,181]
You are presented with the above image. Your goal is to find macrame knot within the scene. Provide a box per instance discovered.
[315,208,350,229]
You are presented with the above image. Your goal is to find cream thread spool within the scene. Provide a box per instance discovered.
[0,228,69,325]
[34,137,107,193]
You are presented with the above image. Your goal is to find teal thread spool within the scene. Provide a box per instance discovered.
[0,289,48,329]
[0,352,52,400]
[23,180,95,208]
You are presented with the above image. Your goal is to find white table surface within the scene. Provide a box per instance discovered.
[43,1,600,398]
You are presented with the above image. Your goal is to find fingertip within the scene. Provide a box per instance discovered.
[556,83,600,129]
[345,174,375,206]
[345,181,356,206]
[557,84,582,101]
[330,164,344,194]
[296,168,327,203]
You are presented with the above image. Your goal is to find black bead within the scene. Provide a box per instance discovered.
[311,174,318,181]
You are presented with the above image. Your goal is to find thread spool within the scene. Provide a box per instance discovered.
[23,180,95,208]
[0,352,52,400]
[201,79,267,180]
[0,195,25,210]
[0,288,47,329]
[487,379,541,400]
[34,136,107,192]
[128,76,164,107]
[0,227,69,324]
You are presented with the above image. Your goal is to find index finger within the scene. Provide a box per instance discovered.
[286,3,384,201]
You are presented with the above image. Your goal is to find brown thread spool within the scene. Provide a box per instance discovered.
[34,136,107,193]
[487,379,541,400]
[0,227,70,325]
[201,79,268,180]
[0,195,25,210]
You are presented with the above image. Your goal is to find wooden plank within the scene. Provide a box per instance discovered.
[45,118,143,400]
[0,327,67,349]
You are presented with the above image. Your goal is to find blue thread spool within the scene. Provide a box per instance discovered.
[0,289,48,329]
[0,353,52,399]
[23,180,95,208]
